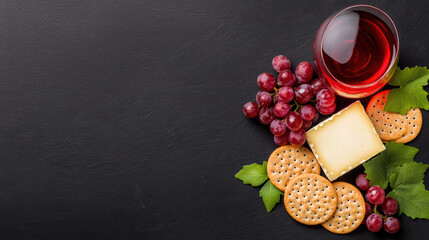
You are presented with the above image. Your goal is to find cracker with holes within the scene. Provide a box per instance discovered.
[366,90,408,141]
[267,146,320,191]
[394,107,422,143]
[284,173,337,225]
[366,90,423,143]
[322,182,365,234]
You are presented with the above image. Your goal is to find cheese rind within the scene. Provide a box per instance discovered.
[306,101,385,181]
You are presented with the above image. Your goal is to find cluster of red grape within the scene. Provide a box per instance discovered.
[356,173,400,233]
[242,55,336,146]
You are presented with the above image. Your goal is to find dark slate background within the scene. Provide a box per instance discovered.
[0,0,427,239]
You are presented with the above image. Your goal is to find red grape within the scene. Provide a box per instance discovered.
[243,102,259,118]
[278,86,294,103]
[381,197,398,216]
[316,89,335,107]
[288,128,306,147]
[383,217,400,233]
[316,102,336,115]
[366,213,383,232]
[270,119,287,136]
[257,73,276,92]
[366,185,385,205]
[312,112,319,123]
[274,102,291,118]
[309,78,326,95]
[365,202,372,217]
[256,91,272,107]
[299,104,316,121]
[285,112,303,131]
[302,119,312,130]
[362,202,372,225]
[278,70,296,87]
[274,131,289,146]
[295,84,313,104]
[258,106,275,125]
[356,173,370,191]
[295,61,313,84]
[272,55,291,72]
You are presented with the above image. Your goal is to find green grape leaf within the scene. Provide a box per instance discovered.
[363,142,418,189]
[259,180,283,213]
[235,161,268,187]
[385,66,429,115]
[387,162,429,219]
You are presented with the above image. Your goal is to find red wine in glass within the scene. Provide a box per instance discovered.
[314,5,399,98]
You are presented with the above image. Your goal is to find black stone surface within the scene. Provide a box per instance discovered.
[0,0,428,239]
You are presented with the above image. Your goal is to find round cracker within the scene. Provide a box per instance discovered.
[322,182,365,234]
[366,90,408,141]
[394,108,422,143]
[284,173,337,225]
[267,146,320,191]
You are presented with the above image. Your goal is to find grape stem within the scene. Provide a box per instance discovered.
[271,88,279,101]
[372,205,387,221]
[273,87,279,95]
[291,99,302,112]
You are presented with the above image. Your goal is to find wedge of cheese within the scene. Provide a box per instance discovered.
[306,101,385,181]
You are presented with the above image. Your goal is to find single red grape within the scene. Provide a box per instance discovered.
[365,202,372,218]
[270,119,287,136]
[302,119,312,130]
[383,217,400,234]
[381,197,398,216]
[285,112,303,131]
[295,84,313,104]
[312,112,319,123]
[316,102,336,115]
[274,102,291,118]
[309,78,326,95]
[274,131,289,146]
[278,86,294,103]
[366,185,385,205]
[288,128,306,147]
[356,173,370,191]
[257,73,276,92]
[295,61,313,84]
[256,91,272,107]
[278,70,296,87]
[243,102,259,118]
[299,104,316,121]
[362,202,372,225]
[258,106,275,125]
[316,89,335,107]
[272,55,291,72]
[366,213,383,232]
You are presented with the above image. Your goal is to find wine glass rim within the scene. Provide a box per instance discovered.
[319,4,400,88]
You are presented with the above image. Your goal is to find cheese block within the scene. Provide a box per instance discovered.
[306,101,385,181]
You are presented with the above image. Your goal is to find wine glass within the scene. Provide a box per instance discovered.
[313,5,399,98]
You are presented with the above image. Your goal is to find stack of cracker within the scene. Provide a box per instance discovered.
[366,90,423,143]
[267,146,366,234]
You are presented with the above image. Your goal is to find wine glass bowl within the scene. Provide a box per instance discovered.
[313,5,399,98]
